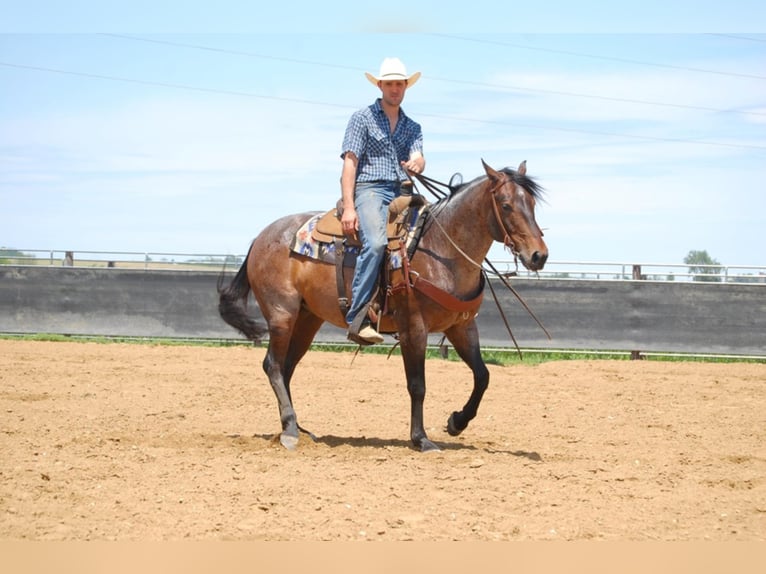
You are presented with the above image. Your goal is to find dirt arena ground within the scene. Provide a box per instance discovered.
[0,340,764,541]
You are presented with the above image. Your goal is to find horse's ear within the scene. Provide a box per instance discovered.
[518,160,527,176]
[481,159,502,181]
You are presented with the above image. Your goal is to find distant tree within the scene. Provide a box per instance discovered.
[0,248,32,265]
[684,250,722,282]
[732,273,766,284]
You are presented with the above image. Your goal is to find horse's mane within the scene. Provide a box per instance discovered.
[434,167,544,210]
[502,167,544,200]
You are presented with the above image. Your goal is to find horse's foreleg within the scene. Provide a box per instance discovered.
[444,321,490,436]
[398,316,440,452]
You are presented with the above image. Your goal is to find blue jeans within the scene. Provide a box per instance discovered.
[346,181,401,326]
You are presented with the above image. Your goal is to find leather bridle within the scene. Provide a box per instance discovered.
[487,176,521,259]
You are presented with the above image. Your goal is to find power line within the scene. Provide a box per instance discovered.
[706,33,766,44]
[0,61,354,110]
[416,110,766,151]
[101,33,766,119]
[427,76,766,118]
[100,33,361,73]
[430,33,766,81]
[2,60,764,152]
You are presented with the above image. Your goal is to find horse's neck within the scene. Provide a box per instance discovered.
[420,183,494,273]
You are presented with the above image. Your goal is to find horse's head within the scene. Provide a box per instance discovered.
[482,159,548,271]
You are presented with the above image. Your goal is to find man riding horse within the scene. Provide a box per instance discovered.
[340,57,425,345]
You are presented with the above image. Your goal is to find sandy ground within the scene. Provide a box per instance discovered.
[0,340,764,541]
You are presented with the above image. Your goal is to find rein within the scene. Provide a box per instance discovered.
[409,172,551,356]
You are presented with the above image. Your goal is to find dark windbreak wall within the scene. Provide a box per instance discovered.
[1,266,764,355]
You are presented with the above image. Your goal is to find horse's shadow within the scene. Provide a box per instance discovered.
[251,432,542,459]
[316,434,477,451]
[251,432,475,451]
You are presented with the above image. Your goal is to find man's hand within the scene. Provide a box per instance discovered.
[401,158,423,175]
[341,205,359,237]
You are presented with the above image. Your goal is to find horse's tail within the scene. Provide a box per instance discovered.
[217,248,269,344]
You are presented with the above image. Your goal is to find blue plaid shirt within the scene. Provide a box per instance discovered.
[341,98,423,183]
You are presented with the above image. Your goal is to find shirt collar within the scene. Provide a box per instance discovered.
[373,98,405,119]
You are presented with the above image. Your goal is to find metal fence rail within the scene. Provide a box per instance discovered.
[0,248,243,271]
[504,260,766,284]
[2,248,765,284]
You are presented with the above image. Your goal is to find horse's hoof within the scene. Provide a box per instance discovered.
[420,439,441,453]
[280,433,298,450]
[447,412,464,437]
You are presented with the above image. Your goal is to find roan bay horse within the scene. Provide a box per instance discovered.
[218,160,548,452]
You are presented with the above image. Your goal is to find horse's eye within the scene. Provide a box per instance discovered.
[502,203,513,213]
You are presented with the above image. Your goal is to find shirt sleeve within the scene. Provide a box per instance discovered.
[409,122,423,157]
[341,110,367,160]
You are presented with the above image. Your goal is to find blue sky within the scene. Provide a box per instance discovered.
[1,2,764,268]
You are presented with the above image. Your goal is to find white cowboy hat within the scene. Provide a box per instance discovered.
[365,57,421,88]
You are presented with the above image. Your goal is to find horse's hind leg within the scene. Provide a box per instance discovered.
[283,309,324,390]
[262,310,301,449]
[284,310,324,441]
[443,320,490,436]
[263,308,323,449]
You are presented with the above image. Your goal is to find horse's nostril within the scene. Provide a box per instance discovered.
[531,251,548,266]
